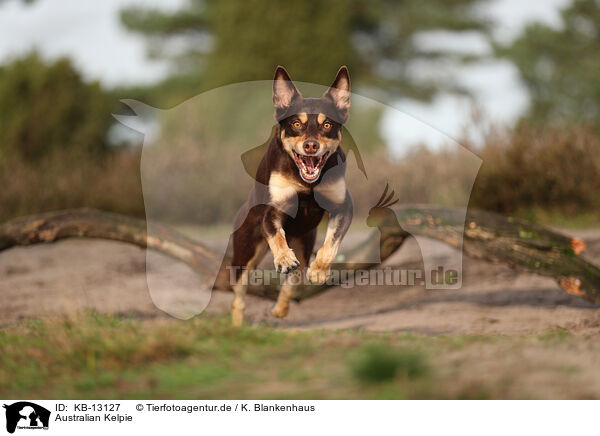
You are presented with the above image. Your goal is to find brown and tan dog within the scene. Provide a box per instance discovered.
[229,66,353,326]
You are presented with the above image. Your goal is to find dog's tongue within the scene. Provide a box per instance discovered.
[293,151,329,182]
[303,156,318,170]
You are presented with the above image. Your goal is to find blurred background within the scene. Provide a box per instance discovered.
[0,0,599,226]
[4,0,600,400]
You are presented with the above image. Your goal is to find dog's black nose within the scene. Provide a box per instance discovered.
[303,140,320,154]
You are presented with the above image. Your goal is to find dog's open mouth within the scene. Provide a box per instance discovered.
[292,151,330,182]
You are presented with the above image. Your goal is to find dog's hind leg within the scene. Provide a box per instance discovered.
[271,230,316,318]
[231,232,268,327]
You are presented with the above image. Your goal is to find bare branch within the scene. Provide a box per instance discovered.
[1,207,598,305]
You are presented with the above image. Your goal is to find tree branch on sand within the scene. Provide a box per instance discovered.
[0,207,597,304]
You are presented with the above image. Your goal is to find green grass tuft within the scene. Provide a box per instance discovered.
[350,343,428,383]
[0,313,594,399]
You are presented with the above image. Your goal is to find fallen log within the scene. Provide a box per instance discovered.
[0,207,598,304]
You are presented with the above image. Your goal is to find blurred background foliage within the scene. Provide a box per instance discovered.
[496,0,600,133]
[119,0,489,104]
[0,52,115,161]
[1,0,600,225]
[118,0,491,158]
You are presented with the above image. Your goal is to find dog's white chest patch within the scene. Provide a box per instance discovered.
[269,172,308,204]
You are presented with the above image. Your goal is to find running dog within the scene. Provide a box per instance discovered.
[230,66,353,326]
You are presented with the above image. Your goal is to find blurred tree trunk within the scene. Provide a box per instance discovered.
[0,208,597,304]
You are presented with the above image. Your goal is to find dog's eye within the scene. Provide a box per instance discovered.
[323,121,332,129]
[292,120,302,128]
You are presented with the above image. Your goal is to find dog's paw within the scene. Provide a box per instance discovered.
[271,303,289,318]
[274,249,300,274]
[306,263,330,284]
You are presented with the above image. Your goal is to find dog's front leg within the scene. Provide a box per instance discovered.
[262,207,300,274]
[307,192,353,284]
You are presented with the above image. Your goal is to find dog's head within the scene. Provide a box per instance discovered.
[273,66,350,183]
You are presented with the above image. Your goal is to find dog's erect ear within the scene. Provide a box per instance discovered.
[273,66,301,111]
[323,66,351,123]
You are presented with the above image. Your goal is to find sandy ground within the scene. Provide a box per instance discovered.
[4,228,600,399]
[2,228,600,335]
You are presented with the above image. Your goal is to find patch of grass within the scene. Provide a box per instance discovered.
[538,328,572,343]
[0,313,436,399]
[515,207,600,229]
[350,343,428,383]
[0,313,595,399]
[558,365,579,375]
